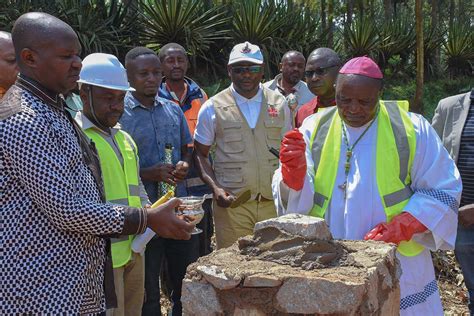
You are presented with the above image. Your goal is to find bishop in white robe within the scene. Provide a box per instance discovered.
[272,57,461,315]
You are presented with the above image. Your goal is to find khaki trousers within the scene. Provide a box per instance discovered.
[106,252,145,316]
[213,199,277,249]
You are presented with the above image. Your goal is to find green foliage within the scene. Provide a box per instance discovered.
[138,0,230,76]
[342,16,379,58]
[229,0,325,78]
[383,76,473,120]
[0,0,472,118]
[277,4,325,59]
[444,23,474,77]
[0,0,57,30]
[0,0,139,59]
[377,12,415,72]
[57,0,139,58]
[423,24,446,78]
[230,0,288,77]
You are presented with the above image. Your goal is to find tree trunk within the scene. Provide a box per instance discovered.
[357,0,364,18]
[383,0,392,20]
[414,0,424,114]
[431,0,441,77]
[449,0,455,29]
[347,0,354,27]
[328,0,334,47]
[321,0,327,34]
[459,0,466,22]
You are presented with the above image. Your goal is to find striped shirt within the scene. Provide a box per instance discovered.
[457,101,474,206]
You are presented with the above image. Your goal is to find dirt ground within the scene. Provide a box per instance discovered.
[439,277,469,315]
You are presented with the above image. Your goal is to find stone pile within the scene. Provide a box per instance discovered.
[182,214,401,315]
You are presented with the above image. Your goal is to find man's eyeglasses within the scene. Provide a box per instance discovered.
[231,65,262,74]
[305,65,339,78]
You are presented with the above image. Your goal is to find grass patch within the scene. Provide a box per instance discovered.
[383,77,473,121]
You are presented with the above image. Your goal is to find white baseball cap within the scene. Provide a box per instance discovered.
[228,41,264,65]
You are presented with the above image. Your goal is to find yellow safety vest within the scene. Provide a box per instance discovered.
[85,129,142,268]
[308,100,424,257]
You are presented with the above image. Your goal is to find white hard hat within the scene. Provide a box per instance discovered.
[78,53,135,92]
[228,41,263,65]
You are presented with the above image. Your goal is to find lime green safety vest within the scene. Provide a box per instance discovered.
[308,100,424,257]
[84,129,142,268]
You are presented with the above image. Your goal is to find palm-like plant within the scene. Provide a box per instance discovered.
[0,0,138,59]
[423,24,445,78]
[230,0,289,77]
[55,0,138,58]
[377,12,415,72]
[138,0,230,75]
[342,16,380,59]
[278,5,325,58]
[444,22,474,77]
[0,0,57,31]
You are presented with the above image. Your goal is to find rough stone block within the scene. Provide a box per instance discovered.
[275,277,365,314]
[254,213,333,241]
[183,218,400,315]
[233,307,266,316]
[197,265,241,290]
[243,275,282,288]
[181,281,223,315]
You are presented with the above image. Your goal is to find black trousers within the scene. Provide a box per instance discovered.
[142,235,199,316]
[196,199,214,256]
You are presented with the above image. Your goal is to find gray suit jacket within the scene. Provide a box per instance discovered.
[432,91,472,164]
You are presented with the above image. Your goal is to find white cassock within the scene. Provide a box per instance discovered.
[272,110,461,315]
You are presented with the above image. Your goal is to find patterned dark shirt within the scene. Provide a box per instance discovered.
[457,101,474,206]
[0,76,146,314]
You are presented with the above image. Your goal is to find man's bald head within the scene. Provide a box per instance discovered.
[279,50,306,86]
[305,48,341,97]
[12,12,77,66]
[281,50,305,63]
[11,12,82,94]
[307,48,341,67]
[0,31,18,91]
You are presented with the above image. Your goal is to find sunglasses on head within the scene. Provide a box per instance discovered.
[231,65,262,74]
[304,65,338,78]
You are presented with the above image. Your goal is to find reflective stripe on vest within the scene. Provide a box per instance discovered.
[84,129,142,267]
[309,101,424,257]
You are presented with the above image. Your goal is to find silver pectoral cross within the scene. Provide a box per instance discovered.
[338,181,347,200]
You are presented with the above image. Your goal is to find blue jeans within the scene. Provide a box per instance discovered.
[142,236,199,316]
[455,225,474,315]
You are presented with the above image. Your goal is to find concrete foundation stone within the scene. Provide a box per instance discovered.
[182,215,400,315]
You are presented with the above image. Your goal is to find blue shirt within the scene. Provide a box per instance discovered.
[121,93,192,202]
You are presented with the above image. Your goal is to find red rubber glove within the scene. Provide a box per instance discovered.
[364,212,427,245]
[280,128,306,190]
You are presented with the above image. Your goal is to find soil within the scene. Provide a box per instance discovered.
[438,277,469,315]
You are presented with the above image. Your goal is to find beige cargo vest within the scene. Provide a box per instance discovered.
[213,87,286,199]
